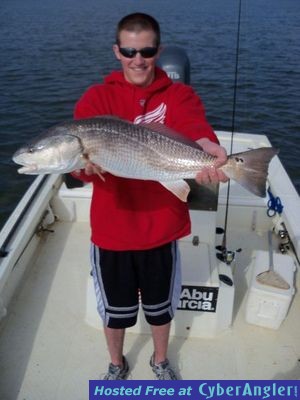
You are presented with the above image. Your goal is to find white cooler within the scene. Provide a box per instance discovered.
[245,250,296,329]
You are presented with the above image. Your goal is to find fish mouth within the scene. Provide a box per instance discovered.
[12,153,38,174]
[17,164,38,174]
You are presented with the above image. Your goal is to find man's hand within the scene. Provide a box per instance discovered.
[195,138,229,185]
[74,162,106,181]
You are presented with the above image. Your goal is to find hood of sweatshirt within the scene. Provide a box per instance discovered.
[104,67,173,96]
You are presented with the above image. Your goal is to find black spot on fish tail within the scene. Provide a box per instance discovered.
[224,147,278,197]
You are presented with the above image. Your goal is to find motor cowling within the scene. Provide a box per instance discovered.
[157,46,190,84]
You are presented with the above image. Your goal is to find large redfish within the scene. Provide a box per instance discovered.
[12,116,278,201]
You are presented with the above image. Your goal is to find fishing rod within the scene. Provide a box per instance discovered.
[216,0,243,265]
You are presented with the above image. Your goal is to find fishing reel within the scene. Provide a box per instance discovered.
[215,227,242,266]
[215,245,242,265]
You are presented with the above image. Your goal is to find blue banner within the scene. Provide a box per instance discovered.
[89,380,299,400]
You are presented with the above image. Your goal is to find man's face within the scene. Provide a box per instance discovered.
[113,30,160,87]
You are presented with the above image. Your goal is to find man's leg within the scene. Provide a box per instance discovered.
[102,326,129,380]
[150,322,171,363]
[90,244,137,378]
[150,321,177,379]
[104,326,126,366]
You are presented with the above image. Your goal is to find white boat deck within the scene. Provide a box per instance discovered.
[0,131,299,399]
[0,218,299,400]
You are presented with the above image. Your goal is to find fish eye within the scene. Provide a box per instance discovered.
[30,144,45,152]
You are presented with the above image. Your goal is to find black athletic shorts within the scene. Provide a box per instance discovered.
[90,241,181,329]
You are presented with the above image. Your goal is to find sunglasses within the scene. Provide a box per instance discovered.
[118,46,158,59]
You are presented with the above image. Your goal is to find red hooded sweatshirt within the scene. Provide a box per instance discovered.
[73,68,218,250]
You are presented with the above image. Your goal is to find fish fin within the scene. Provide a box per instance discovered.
[160,180,190,202]
[223,147,279,197]
[139,122,202,150]
[93,115,123,121]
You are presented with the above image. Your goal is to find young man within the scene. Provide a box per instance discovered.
[73,13,228,380]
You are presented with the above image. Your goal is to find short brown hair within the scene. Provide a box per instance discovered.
[116,13,161,47]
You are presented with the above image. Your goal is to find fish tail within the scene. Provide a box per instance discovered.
[222,147,279,197]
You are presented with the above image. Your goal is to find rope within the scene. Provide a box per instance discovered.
[267,187,284,217]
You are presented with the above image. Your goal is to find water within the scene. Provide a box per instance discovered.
[0,0,299,229]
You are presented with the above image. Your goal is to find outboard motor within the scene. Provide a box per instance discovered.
[157,46,190,84]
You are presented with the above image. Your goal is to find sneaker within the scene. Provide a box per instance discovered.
[102,356,129,380]
[150,354,178,380]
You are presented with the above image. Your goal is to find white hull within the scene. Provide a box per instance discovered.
[0,132,299,398]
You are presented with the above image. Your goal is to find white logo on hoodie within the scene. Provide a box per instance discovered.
[134,103,166,125]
